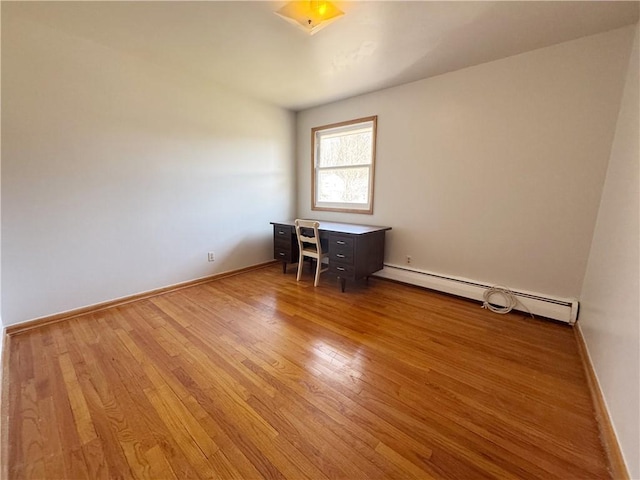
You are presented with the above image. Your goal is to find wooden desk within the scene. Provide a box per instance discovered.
[270,220,392,292]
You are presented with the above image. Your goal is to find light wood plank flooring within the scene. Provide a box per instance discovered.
[4,264,609,479]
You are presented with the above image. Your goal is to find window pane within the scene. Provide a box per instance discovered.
[311,115,376,213]
[317,128,372,168]
[317,167,370,204]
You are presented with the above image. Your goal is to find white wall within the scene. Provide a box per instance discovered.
[297,26,635,300]
[0,2,3,338]
[1,9,296,326]
[579,25,639,479]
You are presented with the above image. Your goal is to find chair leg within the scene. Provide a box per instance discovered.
[296,252,304,281]
[314,259,321,287]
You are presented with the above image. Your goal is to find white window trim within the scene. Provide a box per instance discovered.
[311,116,377,214]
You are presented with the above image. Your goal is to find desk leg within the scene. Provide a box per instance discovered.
[282,261,287,274]
[339,277,346,293]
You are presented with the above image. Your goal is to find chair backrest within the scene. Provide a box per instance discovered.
[294,219,322,254]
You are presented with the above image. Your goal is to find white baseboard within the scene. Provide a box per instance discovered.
[374,264,578,324]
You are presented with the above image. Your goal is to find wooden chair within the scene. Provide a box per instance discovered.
[294,219,329,287]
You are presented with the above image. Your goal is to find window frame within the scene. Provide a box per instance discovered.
[311,115,377,214]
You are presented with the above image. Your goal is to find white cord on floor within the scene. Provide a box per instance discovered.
[482,285,535,319]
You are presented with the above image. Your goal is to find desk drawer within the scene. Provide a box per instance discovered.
[274,224,293,240]
[330,263,354,277]
[274,235,292,249]
[274,247,296,263]
[329,235,354,252]
[330,250,354,264]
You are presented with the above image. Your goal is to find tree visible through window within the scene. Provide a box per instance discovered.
[312,116,377,214]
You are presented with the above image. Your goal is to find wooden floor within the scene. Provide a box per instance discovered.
[4,264,609,479]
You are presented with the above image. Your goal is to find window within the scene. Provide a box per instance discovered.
[312,116,377,214]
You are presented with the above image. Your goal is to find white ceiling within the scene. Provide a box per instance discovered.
[8,1,639,111]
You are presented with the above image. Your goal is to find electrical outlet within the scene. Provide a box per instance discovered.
[406,255,412,264]
[207,252,215,262]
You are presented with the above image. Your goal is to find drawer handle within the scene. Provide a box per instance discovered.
[336,266,345,271]
[336,254,345,258]
[336,240,346,245]
[279,252,285,256]
[278,231,285,235]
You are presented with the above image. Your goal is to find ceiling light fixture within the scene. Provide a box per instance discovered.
[275,1,344,35]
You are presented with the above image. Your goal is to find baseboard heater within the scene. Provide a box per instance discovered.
[374,264,578,324]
